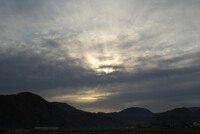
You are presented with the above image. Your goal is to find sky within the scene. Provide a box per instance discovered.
[0,0,200,113]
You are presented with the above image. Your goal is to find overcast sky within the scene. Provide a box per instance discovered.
[0,0,200,113]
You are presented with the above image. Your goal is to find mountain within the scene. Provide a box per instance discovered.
[195,110,200,114]
[98,107,155,127]
[188,107,200,112]
[51,102,79,112]
[151,108,192,128]
[0,92,126,129]
[1,92,199,129]
[118,107,154,117]
[0,92,68,128]
[191,110,200,121]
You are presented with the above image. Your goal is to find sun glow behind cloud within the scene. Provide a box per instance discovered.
[11,0,197,75]
[45,0,199,74]
[50,89,117,103]
[0,0,200,112]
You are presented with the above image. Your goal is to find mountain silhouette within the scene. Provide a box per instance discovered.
[119,107,154,117]
[52,102,79,112]
[98,107,155,126]
[1,92,200,129]
[188,107,200,112]
[151,108,193,128]
[0,92,126,129]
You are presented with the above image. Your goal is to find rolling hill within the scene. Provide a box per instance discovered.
[98,107,155,127]
[1,92,199,129]
[0,92,126,129]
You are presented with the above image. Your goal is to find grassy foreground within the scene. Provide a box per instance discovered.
[3,128,200,134]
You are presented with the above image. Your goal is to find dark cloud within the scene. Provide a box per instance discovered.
[1,45,200,113]
[0,0,200,112]
[0,0,45,12]
[76,64,200,112]
[99,65,124,70]
[45,39,61,48]
[0,46,96,93]
[46,50,200,112]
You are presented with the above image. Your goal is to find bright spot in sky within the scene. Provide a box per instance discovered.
[101,68,115,74]
[50,90,116,103]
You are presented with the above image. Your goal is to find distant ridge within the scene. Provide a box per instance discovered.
[52,102,80,112]
[187,107,200,112]
[0,92,126,129]
[119,107,154,116]
[151,108,195,128]
[98,107,155,126]
[1,92,200,129]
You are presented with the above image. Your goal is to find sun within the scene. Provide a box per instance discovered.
[102,68,115,74]
[98,68,115,74]
[66,29,124,74]
[86,54,121,74]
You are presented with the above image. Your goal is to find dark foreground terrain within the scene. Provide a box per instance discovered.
[1,92,200,129]
[1,129,200,134]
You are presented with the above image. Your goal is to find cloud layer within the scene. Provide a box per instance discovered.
[0,0,200,112]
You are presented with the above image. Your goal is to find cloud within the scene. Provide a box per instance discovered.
[44,51,200,112]
[0,0,200,112]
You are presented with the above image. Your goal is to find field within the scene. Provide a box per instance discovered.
[2,128,200,134]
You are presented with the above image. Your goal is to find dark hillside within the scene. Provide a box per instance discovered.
[151,108,192,128]
[0,92,126,129]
